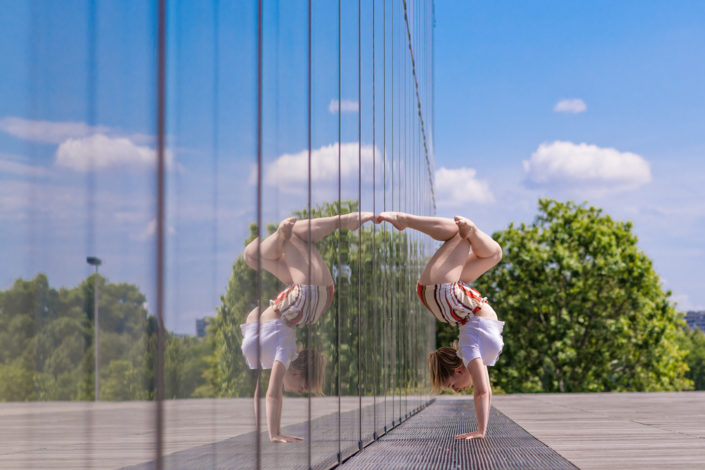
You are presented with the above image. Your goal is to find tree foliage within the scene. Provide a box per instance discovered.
[0,273,210,401]
[679,326,705,390]
[441,199,691,392]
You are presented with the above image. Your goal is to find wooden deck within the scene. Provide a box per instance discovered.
[492,392,705,469]
[1,392,703,469]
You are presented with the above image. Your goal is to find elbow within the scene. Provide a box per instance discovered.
[266,390,282,401]
[474,386,491,400]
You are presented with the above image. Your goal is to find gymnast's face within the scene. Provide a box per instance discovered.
[444,366,472,392]
[283,368,307,395]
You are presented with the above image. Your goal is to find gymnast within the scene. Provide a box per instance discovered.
[376,212,504,440]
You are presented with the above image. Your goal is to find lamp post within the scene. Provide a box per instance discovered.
[86,256,102,401]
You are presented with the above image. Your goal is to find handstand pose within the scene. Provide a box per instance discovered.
[242,212,373,442]
[376,212,504,440]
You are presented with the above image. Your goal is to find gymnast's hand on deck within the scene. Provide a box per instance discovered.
[455,431,485,440]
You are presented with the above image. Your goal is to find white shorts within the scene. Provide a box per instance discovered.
[240,319,298,370]
[456,316,505,367]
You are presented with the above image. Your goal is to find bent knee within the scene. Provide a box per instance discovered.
[243,242,259,269]
[491,246,503,264]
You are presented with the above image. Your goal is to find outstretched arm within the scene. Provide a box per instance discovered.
[265,361,303,443]
[455,358,491,440]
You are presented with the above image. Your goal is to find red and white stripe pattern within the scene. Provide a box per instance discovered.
[272,284,335,327]
[416,281,487,326]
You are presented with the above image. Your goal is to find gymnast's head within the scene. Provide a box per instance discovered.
[283,348,327,396]
[427,345,472,394]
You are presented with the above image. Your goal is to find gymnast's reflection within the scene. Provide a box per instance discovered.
[241,213,373,443]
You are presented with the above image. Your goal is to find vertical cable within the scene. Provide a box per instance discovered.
[336,0,342,461]
[371,0,377,438]
[336,0,343,462]
[389,0,395,427]
[397,0,402,421]
[357,0,362,449]
[155,0,166,468]
[382,0,387,431]
[255,0,263,468]
[400,0,404,417]
[307,0,313,465]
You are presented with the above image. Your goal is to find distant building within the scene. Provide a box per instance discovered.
[196,317,211,338]
[684,311,705,332]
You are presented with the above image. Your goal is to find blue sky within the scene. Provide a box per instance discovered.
[433,1,705,313]
[0,1,703,334]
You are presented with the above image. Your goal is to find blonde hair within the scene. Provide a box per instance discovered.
[290,349,327,396]
[427,343,463,394]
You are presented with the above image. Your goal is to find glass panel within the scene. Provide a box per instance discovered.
[164,1,258,469]
[310,0,344,467]
[338,0,362,460]
[259,1,310,468]
[0,2,435,468]
[0,1,158,468]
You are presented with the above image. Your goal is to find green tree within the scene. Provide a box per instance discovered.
[0,273,158,401]
[439,199,691,392]
[101,360,148,401]
[679,326,705,390]
[164,333,212,398]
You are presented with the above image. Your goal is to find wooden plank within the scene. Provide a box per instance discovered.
[493,392,705,470]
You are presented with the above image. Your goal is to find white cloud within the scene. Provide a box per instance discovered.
[257,142,376,192]
[328,99,359,114]
[0,153,50,178]
[523,141,651,193]
[55,134,173,172]
[132,218,176,242]
[0,116,110,144]
[435,167,494,207]
[554,98,587,114]
[0,117,173,173]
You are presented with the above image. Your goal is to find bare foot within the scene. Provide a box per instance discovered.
[454,216,477,240]
[340,212,375,231]
[375,212,407,230]
[277,217,297,241]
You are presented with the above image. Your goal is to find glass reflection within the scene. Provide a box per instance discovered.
[1,0,436,468]
[242,214,373,442]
